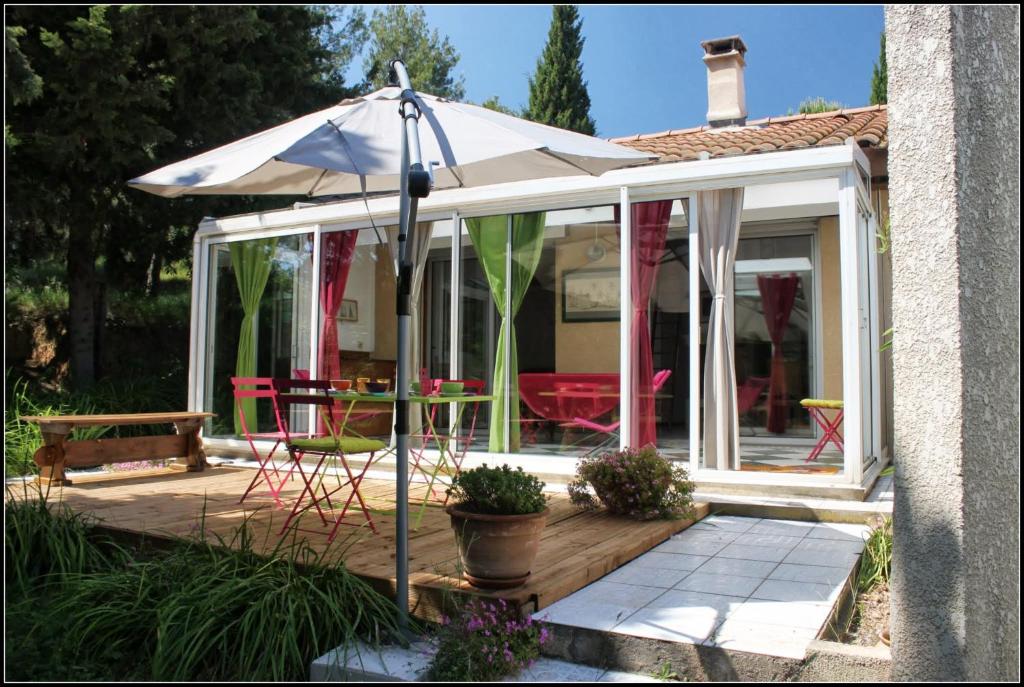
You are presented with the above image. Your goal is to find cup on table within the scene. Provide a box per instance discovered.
[356,377,370,393]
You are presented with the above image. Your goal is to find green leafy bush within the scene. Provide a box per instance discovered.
[446,464,547,515]
[426,598,549,681]
[4,495,410,681]
[568,447,695,521]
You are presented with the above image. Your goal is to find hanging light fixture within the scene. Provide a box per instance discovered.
[586,224,606,262]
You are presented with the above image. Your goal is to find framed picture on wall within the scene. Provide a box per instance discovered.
[562,268,620,322]
[339,299,359,321]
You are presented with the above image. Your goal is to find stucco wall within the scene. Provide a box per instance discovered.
[886,5,1019,681]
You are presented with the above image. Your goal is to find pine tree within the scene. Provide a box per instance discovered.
[525,5,596,135]
[870,33,887,105]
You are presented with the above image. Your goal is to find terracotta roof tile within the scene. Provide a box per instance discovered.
[612,106,887,164]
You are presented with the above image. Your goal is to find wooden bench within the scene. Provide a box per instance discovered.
[20,412,214,486]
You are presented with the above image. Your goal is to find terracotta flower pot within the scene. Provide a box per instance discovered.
[445,506,549,589]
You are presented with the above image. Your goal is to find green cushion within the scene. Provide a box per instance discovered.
[289,437,387,454]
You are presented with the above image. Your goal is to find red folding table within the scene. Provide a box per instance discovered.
[800,399,845,462]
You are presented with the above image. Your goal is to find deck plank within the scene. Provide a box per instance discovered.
[6,466,704,621]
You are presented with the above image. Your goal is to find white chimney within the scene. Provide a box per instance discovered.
[701,35,748,127]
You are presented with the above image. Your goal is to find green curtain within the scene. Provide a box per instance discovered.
[466,212,546,452]
[230,238,278,435]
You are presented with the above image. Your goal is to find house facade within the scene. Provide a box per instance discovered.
[187,37,892,500]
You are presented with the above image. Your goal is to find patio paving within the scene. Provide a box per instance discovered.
[534,515,871,659]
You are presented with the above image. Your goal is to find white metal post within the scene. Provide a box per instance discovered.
[687,194,701,473]
[307,224,322,437]
[618,186,633,448]
[867,211,883,461]
[448,210,462,434]
[838,169,865,484]
[188,233,204,414]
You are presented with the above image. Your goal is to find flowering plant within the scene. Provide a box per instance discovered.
[425,598,550,681]
[567,446,695,521]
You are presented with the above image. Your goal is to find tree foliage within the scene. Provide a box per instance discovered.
[363,5,464,100]
[479,95,520,117]
[870,32,887,105]
[524,5,596,135]
[797,96,845,114]
[5,5,366,387]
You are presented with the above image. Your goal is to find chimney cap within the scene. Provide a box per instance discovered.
[701,35,747,57]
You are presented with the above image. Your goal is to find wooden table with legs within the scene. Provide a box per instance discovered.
[20,412,214,486]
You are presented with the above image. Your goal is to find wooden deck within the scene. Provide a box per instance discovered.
[6,465,708,621]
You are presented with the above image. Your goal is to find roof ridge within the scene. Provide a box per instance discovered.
[609,104,887,142]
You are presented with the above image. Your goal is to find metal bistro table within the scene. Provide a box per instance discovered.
[327,391,494,527]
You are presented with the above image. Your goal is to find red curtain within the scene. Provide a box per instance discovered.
[615,201,672,448]
[756,273,800,434]
[318,231,358,381]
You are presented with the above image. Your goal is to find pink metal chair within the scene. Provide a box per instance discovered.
[232,377,296,507]
[568,370,673,454]
[272,378,386,539]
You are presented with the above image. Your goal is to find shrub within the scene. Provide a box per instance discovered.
[426,598,549,681]
[857,516,893,593]
[568,447,695,521]
[446,464,547,516]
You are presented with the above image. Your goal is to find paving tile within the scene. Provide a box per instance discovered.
[730,532,804,549]
[653,537,730,557]
[782,547,860,568]
[791,537,866,555]
[745,519,819,537]
[751,578,838,603]
[675,572,764,597]
[599,669,663,682]
[715,542,791,563]
[724,599,833,630]
[692,515,760,532]
[612,589,743,644]
[707,619,819,659]
[769,563,852,587]
[690,556,780,579]
[612,605,723,644]
[507,658,606,682]
[539,599,642,632]
[670,528,743,543]
[601,563,691,589]
[565,580,666,609]
[628,551,710,571]
[804,522,873,542]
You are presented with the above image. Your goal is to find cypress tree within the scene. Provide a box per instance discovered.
[525,5,596,135]
[870,32,887,105]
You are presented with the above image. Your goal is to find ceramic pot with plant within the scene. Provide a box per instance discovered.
[445,464,549,590]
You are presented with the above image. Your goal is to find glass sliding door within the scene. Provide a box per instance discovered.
[203,233,313,438]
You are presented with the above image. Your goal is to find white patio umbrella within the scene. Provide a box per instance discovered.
[130,62,655,634]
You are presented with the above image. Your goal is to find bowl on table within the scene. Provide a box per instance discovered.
[365,380,390,394]
[410,381,421,394]
[356,377,371,393]
[439,382,464,395]
[330,379,353,392]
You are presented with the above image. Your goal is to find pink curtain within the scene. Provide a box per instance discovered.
[616,201,672,447]
[318,231,358,381]
[756,273,800,434]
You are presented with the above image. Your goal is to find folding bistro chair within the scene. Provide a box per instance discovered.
[272,378,387,539]
[408,379,486,504]
[232,377,296,507]
[800,399,844,462]
[566,370,673,456]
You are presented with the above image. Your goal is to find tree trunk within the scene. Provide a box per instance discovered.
[146,249,164,297]
[67,223,97,390]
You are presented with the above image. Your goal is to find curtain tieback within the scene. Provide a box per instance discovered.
[712,294,727,302]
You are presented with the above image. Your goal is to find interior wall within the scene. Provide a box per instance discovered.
[554,224,620,373]
[373,243,397,361]
[818,216,845,407]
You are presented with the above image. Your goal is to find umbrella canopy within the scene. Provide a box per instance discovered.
[129,86,655,198]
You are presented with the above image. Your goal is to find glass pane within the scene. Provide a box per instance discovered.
[514,205,620,457]
[203,234,312,438]
[734,233,815,441]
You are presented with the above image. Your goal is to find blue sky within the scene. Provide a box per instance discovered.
[347,5,885,139]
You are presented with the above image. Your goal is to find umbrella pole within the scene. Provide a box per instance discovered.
[392,60,431,639]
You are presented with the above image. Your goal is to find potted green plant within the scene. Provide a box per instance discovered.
[445,464,549,589]
[568,446,696,521]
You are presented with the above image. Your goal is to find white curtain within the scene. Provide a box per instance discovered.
[387,222,434,442]
[698,189,745,470]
